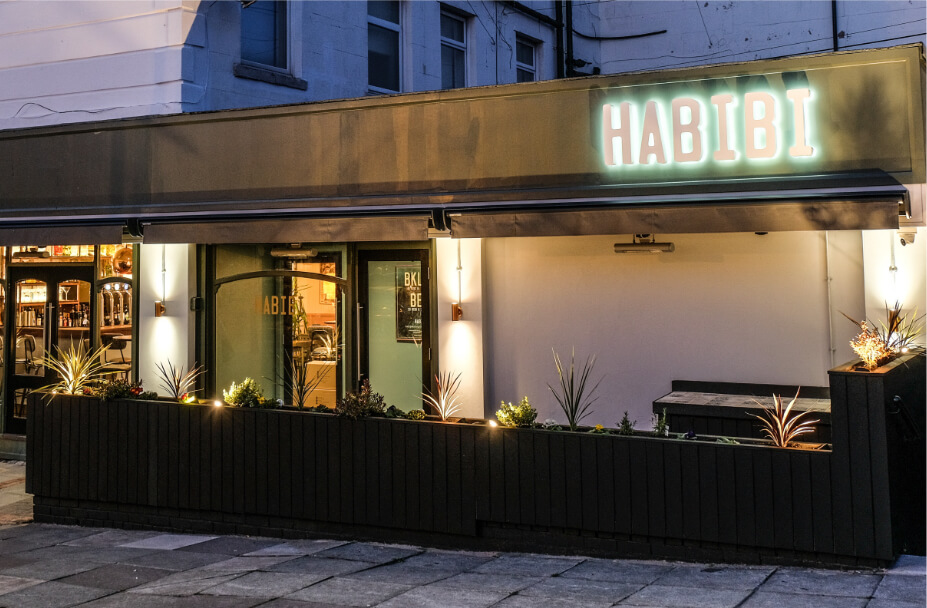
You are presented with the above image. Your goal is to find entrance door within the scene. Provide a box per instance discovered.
[5,266,95,434]
[358,250,431,412]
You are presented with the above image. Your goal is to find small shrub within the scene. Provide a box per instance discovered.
[652,407,669,437]
[616,411,635,435]
[94,378,145,402]
[311,404,332,413]
[385,405,405,419]
[540,418,562,431]
[496,397,537,428]
[335,380,386,419]
[588,424,609,435]
[223,378,268,408]
[406,409,427,421]
[716,436,740,445]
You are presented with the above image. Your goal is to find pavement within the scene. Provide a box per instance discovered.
[0,460,924,608]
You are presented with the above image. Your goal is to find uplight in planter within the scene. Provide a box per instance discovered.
[214,400,223,407]
[488,420,497,428]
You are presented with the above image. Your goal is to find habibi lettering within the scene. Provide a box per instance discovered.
[602,88,815,168]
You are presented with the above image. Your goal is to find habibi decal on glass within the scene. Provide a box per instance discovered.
[601,87,815,168]
[396,265,422,342]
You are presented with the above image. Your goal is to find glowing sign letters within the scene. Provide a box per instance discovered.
[602,88,814,167]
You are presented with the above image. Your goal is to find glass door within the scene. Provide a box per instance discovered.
[5,266,94,434]
[358,250,431,412]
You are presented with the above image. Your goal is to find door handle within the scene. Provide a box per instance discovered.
[45,302,54,357]
[356,303,363,385]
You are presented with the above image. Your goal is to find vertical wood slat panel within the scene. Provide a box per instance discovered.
[645,441,666,539]
[810,453,834,555]
[612,439,631,536]
[157,404,170,508]
[254,410,269,515]
[829,374,855,556]
[209,407,223,513]
[564,434,583,530]
[503,430,521,525]
[580,435,598,531]
[596,437,615,533]
[278,413,293,518]
[753,449,775,548]
[771,450,794,550]
[715,446,738,546]
[166,404,179,509]
[136,401,148,505]
[680,443,699,541]
[266,412,280,517]
[791,452,814,553]
[473,427,489,522]
[629,441,649,537]
[25,397,35,495]
[356,418,371,525]
[548,433,567,529]
[244,410,257,514]
[200,406,213,513]
[517,430,535,528]
[177,406,190,510]
[70,401,81,499]
[146,403,159,507]
[116,402,129,504]
[418,424,434,531]
[432,424,449,533]
[84,398,97,501]
[699,446,719,544]
[125,401,137,504]
[866,375,893,560]
[234,409,247,515]
[533,431,551,529]
[445,425,462,535]
[379,422,395,529]
[313,415,328,521]
[487,429,506,523]
[291,414,306,520]
[326,417,341,522]
[405,423,421,528]
[49,398,61,497]
[847,375,875,557]
[301,415,317,521]
[77,398,90,500]
[188,406,202,510]
[459,425,476,536]
[662,441,682,541]
[391,423,407,530]
[222,409,235,514]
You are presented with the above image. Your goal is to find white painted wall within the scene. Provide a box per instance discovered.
[435,238,484,419]
[862,227,927,344]
[136,244,197,397]
[482,231,866,428]
[0,0,202,129]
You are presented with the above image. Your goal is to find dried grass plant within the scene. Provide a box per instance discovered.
[423,371,463,420]
[156,359,205,401]
[750,390,819,448]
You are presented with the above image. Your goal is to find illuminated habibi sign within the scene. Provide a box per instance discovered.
[602,88,814,167]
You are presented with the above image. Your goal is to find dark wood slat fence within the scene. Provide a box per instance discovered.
[26,354,924,566]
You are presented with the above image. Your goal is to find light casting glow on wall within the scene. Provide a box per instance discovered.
[452,240,463,321]
[602,88,814,168]
[154,244,167,317]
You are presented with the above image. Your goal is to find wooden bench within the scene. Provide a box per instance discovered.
[653,380,832,443]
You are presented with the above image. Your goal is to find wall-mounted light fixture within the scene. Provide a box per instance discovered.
[155,244,167,317]
[452,240,464,321]
[614,234,675,254]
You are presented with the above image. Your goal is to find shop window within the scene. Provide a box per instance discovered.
[241,0,288,69]
[214,246,345,409]
[515,34,537,82]
[368,0,401,93]
[10,245,95,264]
[440,9,466,89]
[98,245,135,381]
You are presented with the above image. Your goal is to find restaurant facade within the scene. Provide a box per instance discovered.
[0,43,922,436]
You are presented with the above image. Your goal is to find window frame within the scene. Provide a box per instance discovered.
[515,33,538,83]
[439,8,467,90]
[367,1,403,95]
[239,0,290,72]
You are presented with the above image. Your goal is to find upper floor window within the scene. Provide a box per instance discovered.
[515,34,537,82]
[368,1,401,94]
[440,9,466,89]
[241,0,288,69]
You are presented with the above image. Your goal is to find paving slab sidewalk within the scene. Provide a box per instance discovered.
[1,460,924,607]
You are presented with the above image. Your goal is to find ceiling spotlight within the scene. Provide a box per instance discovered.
[614,234,675,254]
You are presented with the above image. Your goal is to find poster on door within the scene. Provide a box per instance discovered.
[396,265,422,342]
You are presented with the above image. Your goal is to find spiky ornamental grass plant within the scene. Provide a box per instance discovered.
[281,353,331,409]
[41,342,110,396]
[156,359,205,402]
[750,390,819,448]
[548,348,602,432]
[422,371,462,421]
[842,302,925,370]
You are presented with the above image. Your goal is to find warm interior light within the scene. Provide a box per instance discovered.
[488,420,497,427]
[452,240,464,321]
[614,234,675,254]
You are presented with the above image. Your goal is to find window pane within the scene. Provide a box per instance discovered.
[517,68,534,83]
[368,0,400,24]
[440,13,464,42]
[369,23,400,91]
[441,45,465,89]
[241,0,286,68]
[516,40,534,67]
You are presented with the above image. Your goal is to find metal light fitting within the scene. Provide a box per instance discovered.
[270,247,319,258]
[614,234,675,254]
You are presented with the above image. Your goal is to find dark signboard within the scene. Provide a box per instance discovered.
[396,265,422,342]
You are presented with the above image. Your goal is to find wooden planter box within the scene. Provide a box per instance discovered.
[26,354,924,567]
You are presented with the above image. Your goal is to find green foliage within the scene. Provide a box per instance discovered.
[652,407,669,437]
[311,404,332,413]
[223,378,268,408]
[716,436,740,445]
[385,405,405,419]
[274,353,330,409]
[155,360,205,402]
[42,342,109,396]
[93,378,145,402]
[548,348,602,432]
[335,380,386,419]
[406,409,427,421]
[616,411,635,435]
[495,396,537,428]
[540,418,562,431]
[588,424,609,434]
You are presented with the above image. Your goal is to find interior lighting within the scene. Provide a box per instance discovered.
[155,245,167,317]
[614,234,675,254]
